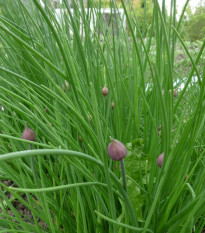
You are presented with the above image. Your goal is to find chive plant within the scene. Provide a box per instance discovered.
[0,0,205,232]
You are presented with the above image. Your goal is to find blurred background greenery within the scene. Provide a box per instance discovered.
[88,0,205,41]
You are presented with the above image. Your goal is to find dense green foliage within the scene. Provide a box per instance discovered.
[0,0,205,232]
[183,2,205,41]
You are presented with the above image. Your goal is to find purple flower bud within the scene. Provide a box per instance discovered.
[22,126,35,141]
[157,152,164,168]
[108,139,127,161]
[102,86,108,96]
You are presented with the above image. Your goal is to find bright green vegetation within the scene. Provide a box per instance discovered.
[0,0,205,232]
[183,2,205,41]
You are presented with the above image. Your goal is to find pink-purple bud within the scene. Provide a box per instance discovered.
[108,139,127,161]
[157,152,164,168]
[102,86,108,96]
[22,126,35,141]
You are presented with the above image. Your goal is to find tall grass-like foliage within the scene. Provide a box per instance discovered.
[0,0,205,232]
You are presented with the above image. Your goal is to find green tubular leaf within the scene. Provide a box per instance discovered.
[8,182,107,193]
[95,210,153,233]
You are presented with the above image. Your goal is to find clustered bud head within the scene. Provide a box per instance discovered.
[111,101,114,109]
[108,138,127,161]
[174,89,177,97]
[157,152,164,168]
[102,85,108,96]
[22,126,35,141]
[65,80,70,91]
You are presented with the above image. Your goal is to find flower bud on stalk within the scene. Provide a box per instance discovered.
[184,174,189,181]
[111,101,114,109]
[22,126,35,142]
[22,126,38,185]
[108,137,127,191]
[65,80,70,91]
[157,152,164,168]
[102,85,108,96]
[174,89,177,97]
[78,135,82,143]
[108,138,127,161]
[88,113,92,122]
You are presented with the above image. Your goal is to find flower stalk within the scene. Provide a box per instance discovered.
[120,159,127,192]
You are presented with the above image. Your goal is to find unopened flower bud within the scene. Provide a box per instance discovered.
[111,101,114,109]
[22,126,35,141]
[184,174,188,180]
[108,138,127,161]
[157,152,164,168]
[78,135,82,143]
[174,89,177,97]
[65,80,70,91]
[88,113,92,122]
[102,85,108,96]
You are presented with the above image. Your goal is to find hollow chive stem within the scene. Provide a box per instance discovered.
[29,144,38,186]
[29,144,33,150]
[120,159,127,192]
[22,126,37,185]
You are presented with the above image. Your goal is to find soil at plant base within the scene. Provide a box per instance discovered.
[0,180,48,230]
